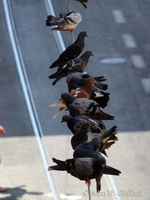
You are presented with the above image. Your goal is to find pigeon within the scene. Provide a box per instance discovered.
[49,31,88,69]
[66,71,108,91]
[50,93,114,120]
[61,114,102,135]
[49,51,94,85]
[72,123,118,153]
[67,75,110,108]
[72,129,119,193]
[48,156,121,192]
[46,12,82,32]
[70,77,96,99]
[61,104,106,134]
[73,0,88,8]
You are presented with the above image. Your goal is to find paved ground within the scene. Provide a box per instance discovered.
[0,0,150,199]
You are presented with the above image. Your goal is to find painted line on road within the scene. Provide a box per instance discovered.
[131,54,146,69]
[3,1,61,200]
[44,0,65,53]
[122,34,137,48]
[112,10,126,23]
[141,78,150,94]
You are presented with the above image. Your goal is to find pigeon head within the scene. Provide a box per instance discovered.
[77,31,88,41]
[68,104,81,117]
[96,156,106,166]
[68,76,85,91]
[61,115,71,123]
[87,51,94,57]
[81,31,88,37]
[61,93,75,106]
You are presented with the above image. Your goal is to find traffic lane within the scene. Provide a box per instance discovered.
[10,0,69,136]
[0,0,33,137]
[0,1,52,199]
[52,0,150,131]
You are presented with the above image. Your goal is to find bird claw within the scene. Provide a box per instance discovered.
[85,179,91,185]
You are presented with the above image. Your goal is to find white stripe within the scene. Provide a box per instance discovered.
[108,175,121,200]
[122,34,137,48]
[131,54,146,69]
[104,175,121,200]
[141,78,150,94]
[44,0,66,52]
[112,10,126,23]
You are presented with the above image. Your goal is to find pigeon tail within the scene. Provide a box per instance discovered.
[95,82,108,91]
[50,58,65,69]
[46,15,59,26]
[49,99,66,108]
[73,0,88,8]
[52,76,65,85]
[52,107,66,119]
[101,125,117,142]
[48,158,67,171]
[103,165,121,176]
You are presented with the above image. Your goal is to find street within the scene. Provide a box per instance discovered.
[0,0,150,199]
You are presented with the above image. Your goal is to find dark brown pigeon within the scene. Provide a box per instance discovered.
[49,31,88,68]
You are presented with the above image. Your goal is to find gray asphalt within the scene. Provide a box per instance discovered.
[0,0,150,200]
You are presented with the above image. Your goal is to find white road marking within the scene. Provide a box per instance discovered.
[112,10,126,23]
[141,78,150,94]
[47,193,82,200]
[131,54,146,69]
[122,34,137,48]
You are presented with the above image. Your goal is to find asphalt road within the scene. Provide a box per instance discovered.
[0,0,150,200]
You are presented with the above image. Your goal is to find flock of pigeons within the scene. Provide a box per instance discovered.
[46,0,121,194]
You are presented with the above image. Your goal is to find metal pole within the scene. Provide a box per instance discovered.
[87,182,91,200]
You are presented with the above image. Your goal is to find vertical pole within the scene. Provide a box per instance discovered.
[68,0,71,12]
[87,182,91,200]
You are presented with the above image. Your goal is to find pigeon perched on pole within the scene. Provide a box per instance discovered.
[61,104,106,134]
[72,123,118,154]
[46,12,82,32]
[49,93,114,120]
[49,51,94,85]
[49,31,88,69]
[66,76,110,107]
[66,72,108,91]
[48,156,121,193]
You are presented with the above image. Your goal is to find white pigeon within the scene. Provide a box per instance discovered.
[46,12,82,32]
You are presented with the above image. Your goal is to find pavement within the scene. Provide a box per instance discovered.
[0,0,150,200]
